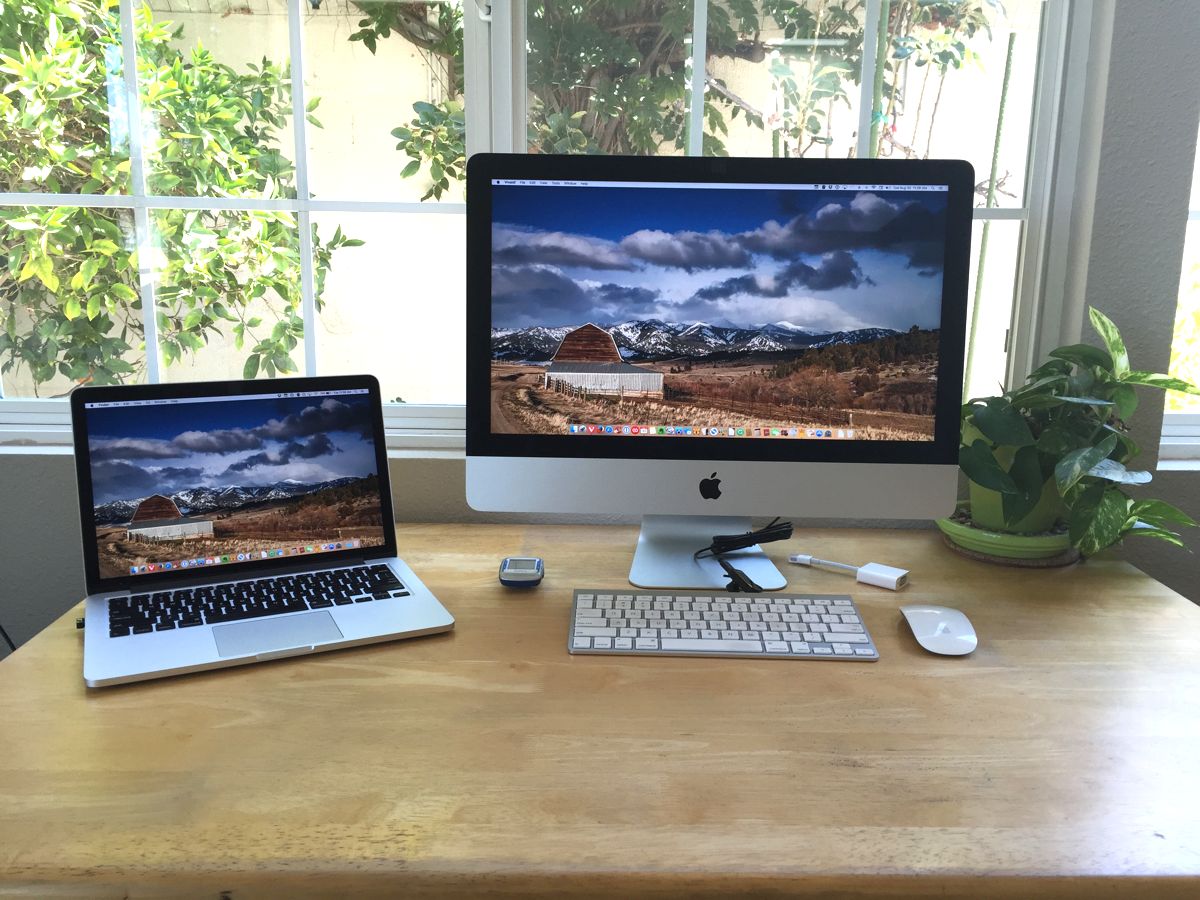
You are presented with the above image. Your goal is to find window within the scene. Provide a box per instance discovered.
[1,0,1070,446]
[1160,120,1200,464]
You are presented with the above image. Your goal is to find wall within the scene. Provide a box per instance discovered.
[1075,1,1200,600]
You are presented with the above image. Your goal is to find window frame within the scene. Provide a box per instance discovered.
[0,0,1080,454]
[1160,207,1200,465]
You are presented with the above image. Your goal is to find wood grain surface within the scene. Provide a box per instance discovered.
[1,523,1199,899]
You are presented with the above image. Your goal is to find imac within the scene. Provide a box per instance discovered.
[466,154,972,590]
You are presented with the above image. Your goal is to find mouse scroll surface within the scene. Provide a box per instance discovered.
[900,605,977,656]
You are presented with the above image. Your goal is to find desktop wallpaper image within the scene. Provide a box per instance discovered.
[490,185,947,441]
[87,394,386,579]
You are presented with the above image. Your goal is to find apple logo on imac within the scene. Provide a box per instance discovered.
[698,472,722,500]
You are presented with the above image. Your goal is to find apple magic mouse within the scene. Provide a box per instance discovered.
[900,605,977,656]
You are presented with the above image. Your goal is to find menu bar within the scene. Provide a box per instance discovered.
[565,424,857,438]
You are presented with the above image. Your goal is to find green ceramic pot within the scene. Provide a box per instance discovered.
[936,505,1072,559]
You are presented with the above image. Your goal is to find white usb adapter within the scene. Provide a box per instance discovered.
[788,554,909,591]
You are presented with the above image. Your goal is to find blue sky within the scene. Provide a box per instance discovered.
[87,394,378,505]
[491,185,948,332]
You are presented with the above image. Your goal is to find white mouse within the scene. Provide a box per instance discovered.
[900,605,977,656]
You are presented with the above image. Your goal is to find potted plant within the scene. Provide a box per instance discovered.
[941,307,1200,560]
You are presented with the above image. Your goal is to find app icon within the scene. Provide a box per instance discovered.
[847,430,856,439]
[306,546,314,553]
[138,565,147,573]
[771,428,780,436]
[622,425,631,434]
[181,559,189,568]
[604,425,613,434]
[736,428,745,436]
[657,427,665,434]
[164,562,173,570]
[147,564,157,573]
[130,566,138,575]
[727,428,736,436]
[568,425,576,433]
[824,430,832,437]
[684,427,692,435]
[260,551,268,559]
[236,553,244,561]
[837,430,845,438]
[586,425,597,434]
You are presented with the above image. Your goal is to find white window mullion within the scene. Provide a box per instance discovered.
[686,0,709,157]
[486,0,524,153]
[118,0,160,383]
[856,0,883,160]
[1007,0,1099,387]
[288,0,318,377]
[462,0,494,158]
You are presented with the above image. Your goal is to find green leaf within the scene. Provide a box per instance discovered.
[1069,484,1129,556]
[110,283,138,303]
[1120,371,1200,395]
[1111,384,1138,420]
[1124,525,1186,548]
[243,354,260,380]
[1087,458,1152,485]
[1036,424,1083,457]
[1129,499,1199,528]
[959,439,1017,494]
[1055,396,1114,406]
[400,159,421,178]
[969,400,1034,447]
[1087,307,1129,377]
[1055,433,1119,495]
[1001,445,1047,526]
[1048,343,1114,372]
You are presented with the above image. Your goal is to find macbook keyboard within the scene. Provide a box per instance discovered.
[567,588,878,660]
[106,564,408,637]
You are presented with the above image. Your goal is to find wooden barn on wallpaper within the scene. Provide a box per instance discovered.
[125,494,214,542]
[544,324,664,397]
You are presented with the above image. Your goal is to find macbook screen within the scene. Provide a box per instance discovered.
[81,388,387,580]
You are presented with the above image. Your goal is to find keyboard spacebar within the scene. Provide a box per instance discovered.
[661,639,763,653]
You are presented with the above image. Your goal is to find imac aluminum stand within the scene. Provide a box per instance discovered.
[628,515,787,591]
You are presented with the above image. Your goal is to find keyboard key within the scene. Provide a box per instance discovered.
[574,627,617,638]
[593,637,613,649]
[635,638,659,650]
[662,639,762,653]
[830,623,864,633]
[854,648,876,656]
[614,638,634,649]
[789,642,811,653]
[572,637,592,649]
[831,633,869,644]
[764,641,789,653]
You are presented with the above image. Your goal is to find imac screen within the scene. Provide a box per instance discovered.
[489,179,949,442]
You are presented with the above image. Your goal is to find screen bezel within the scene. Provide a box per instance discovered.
[466,153,973,466]
[71,374,396,595]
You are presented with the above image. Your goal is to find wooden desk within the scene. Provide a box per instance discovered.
[1,523,1199,898]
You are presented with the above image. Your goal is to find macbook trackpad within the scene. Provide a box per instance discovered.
[213,611,343,658]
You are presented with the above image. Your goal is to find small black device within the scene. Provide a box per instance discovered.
[499,557,544,587]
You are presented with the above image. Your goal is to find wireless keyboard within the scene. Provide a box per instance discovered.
[568,589,878,660]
